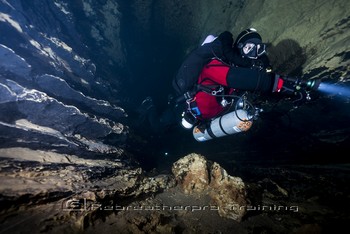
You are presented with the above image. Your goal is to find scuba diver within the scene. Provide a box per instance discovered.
[138,28,321,141]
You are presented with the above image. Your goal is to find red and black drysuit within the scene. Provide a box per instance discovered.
[174,31,282,121]
[173,31,255,96]
[195,59,281,120]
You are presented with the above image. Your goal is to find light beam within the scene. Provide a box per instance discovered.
[317,82,350,98]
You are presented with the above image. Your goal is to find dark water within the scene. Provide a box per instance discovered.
[127,93,350,173]
[118,1,185,109]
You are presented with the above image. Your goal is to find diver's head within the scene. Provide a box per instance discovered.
[235,28,266,59]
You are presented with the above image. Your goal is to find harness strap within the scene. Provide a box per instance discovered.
[206,116,230,139]
[186,97,201,118]
[218,116,230,135]
[206,122,217,139]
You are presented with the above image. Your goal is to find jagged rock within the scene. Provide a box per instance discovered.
[259,178,289,200]
[171,153,209,194]
[34,74,126,120]
[0,0,128,156]
[209,162,247,221]
[0,0,349,233]
[0,44,31,77]
[0,78,126,154]
[172,153,247,221]
[0,147,177,232]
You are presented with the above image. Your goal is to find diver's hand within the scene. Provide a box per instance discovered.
[280,78,298,95]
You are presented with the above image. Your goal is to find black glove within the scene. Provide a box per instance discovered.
[272,75,321,107]
[280,77,299,95]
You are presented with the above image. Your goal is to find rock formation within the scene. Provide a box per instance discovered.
[172,154,248,221]
[0,0,349,233]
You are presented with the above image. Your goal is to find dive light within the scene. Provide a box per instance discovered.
[284,76,322,92]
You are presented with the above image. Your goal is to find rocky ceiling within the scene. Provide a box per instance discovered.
[0,0,349,233]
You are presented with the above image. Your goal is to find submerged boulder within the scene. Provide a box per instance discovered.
[172,153,248,221]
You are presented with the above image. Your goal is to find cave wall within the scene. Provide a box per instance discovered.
[0,0,129,156]
[121,0,349,111]
[151,0,350,78]
[229,0,350,78]
[1,0,349,163]
[0,1,350,233]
